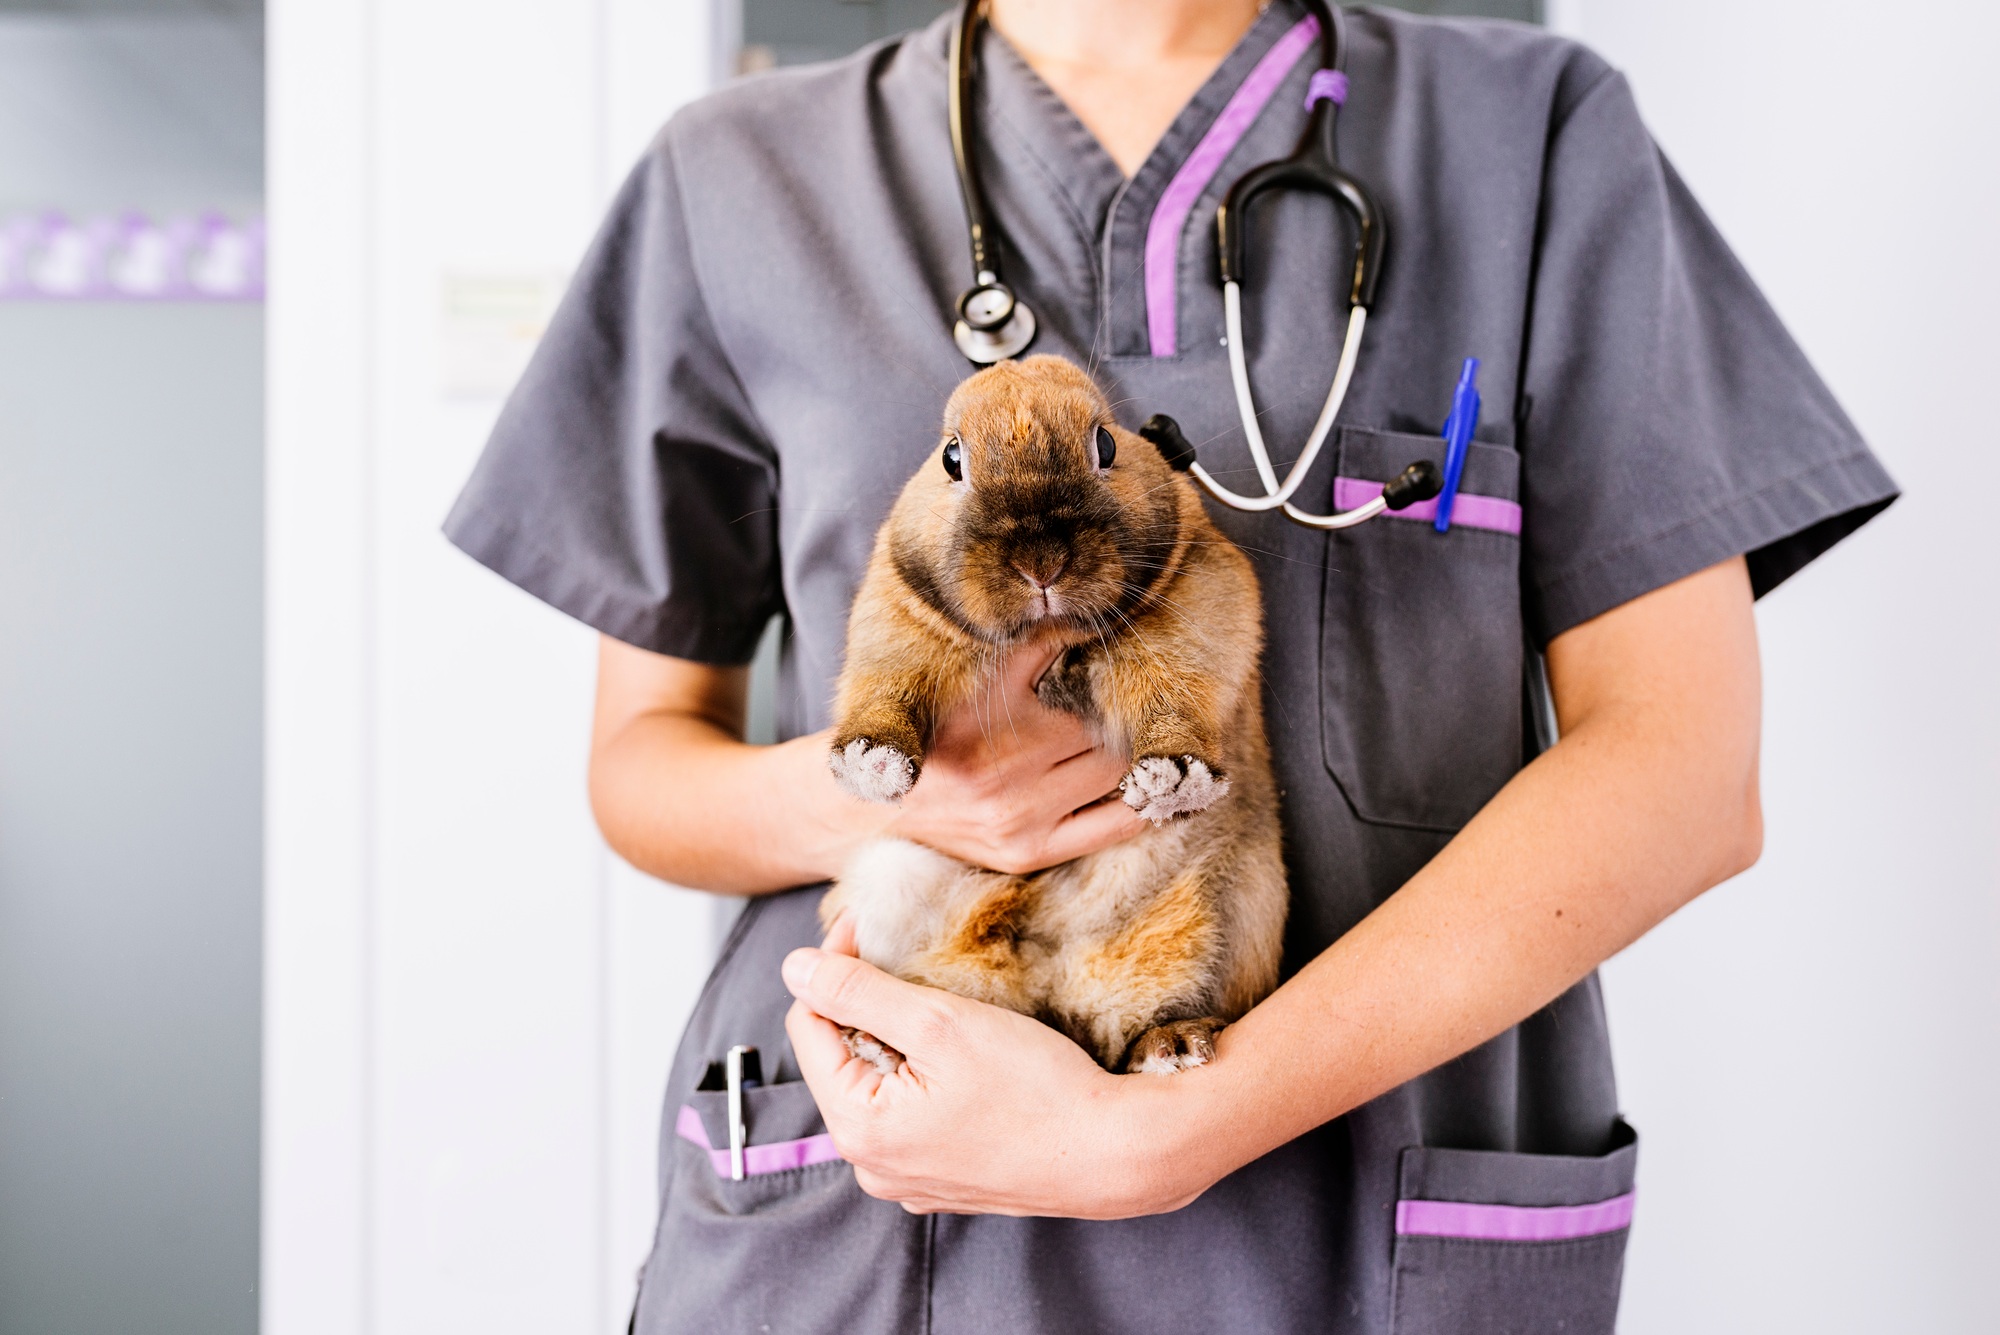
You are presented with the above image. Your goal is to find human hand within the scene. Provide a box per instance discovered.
[881,642,1143,874]
[783,916,1212,1218]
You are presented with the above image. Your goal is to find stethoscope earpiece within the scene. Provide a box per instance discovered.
[1138,415,1199,472]
[1382,460,1443,510]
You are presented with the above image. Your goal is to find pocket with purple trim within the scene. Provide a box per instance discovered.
[674,1079,846,1182]
[1320,425,1526,833]
[674,1099,844,1178]
[1395,1190,1634,1243]
[640,1075,923,1331]
[1387,1120,1638,1335]
[1331,476,1521,537]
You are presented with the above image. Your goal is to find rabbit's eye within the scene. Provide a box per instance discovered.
[942,437,963,482]
[1095,425,1116,471]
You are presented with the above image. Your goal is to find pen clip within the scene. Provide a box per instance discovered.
[725,1045,757,1181]
[723,1045,765,1181]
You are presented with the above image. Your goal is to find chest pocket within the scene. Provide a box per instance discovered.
[1320,427,1525,832]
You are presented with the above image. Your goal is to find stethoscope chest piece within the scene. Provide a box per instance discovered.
[952,277,1037,363]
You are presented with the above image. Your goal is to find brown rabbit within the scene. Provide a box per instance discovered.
[821,355,1286,1074]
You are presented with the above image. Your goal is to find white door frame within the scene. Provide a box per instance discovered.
[264,3,721,1330]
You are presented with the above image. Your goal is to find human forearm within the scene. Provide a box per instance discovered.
[589,637,891,894]
[590,712,885,895]
[1150,699,1755,1198]
[1138,558,1763,1200]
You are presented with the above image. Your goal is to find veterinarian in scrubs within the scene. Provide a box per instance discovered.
[445,2,1896,1330]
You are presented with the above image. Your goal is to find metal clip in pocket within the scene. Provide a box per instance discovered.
[725,1045,762,1181]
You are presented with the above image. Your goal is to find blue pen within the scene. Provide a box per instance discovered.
[1433,357,1481,533]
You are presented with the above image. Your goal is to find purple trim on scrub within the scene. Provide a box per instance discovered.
[1304,68,1349,108]
[1396,1191,1636,1242]
[1333,476,1523,536]
[675,1103,845,1177]
[1144,15,1322,357]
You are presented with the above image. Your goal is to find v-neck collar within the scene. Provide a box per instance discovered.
[917,2,1319,359]
[1003,7,1306,171]
[939,2,1312,239]
[1100,2,1313,199]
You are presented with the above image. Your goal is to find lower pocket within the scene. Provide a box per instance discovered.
[635,1078,927,1334]
[1388,1121,1637,1335]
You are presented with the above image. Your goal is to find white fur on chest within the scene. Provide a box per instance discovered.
[836,815,1205,980]
[837,838,990,974]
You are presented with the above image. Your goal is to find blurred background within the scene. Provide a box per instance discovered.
[0,1,264,1332]
[1,1,1993,1332]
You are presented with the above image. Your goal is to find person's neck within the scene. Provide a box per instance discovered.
[985,0,1265,177]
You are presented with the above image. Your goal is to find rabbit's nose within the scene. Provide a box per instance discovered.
[1013,555,1069,591]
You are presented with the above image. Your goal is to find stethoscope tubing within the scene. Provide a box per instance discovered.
[947,0,1433,530]
[1190,286,1368,514]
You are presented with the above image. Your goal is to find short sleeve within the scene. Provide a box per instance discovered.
[1518,69,1897,645]
[443,131,783,663]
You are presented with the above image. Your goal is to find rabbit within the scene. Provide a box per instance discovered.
[819,355,1287,1075]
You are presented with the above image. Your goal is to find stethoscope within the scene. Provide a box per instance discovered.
[946,0,1448,528]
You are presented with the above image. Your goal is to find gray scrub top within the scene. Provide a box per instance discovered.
[446,6,1896,1333]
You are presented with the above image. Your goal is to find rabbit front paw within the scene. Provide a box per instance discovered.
[1119,755,1229,824]
[829,738,918,803]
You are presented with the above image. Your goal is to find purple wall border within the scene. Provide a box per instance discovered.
[1,211,265,304]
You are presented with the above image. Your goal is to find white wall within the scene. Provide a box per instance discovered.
[264,3,718,1331]
[1559,3,2000,1331]
[0,11,263,216]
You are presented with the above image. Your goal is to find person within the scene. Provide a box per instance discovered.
[444,1,1896,1330]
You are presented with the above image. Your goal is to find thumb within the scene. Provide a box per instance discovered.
[781,946,957,1057]
[821,910,859,958]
